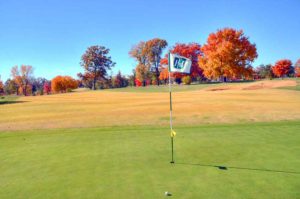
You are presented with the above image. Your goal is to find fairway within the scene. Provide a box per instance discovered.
[1,80,300,198]
[1,80,300,131]
[1,122,300,199]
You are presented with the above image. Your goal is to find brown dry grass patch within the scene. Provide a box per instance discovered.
[206,80,297,91]
[1,80,299,131]
[243,80,297,90]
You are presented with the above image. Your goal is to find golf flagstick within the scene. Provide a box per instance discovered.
[169,72,175,164]
[168,53,191,164]
[169,53,175,164]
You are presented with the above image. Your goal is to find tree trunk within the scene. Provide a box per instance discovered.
[93,68,97,90]
[24,83,27,96]
[155,66,160,86]
[93,77,96,90]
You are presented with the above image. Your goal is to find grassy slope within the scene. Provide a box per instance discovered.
[105,79,296,93]
[1,121,299,199]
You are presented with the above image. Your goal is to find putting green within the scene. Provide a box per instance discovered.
[1,121,299,199]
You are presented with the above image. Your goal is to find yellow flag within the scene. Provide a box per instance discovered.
[170,129,176,137]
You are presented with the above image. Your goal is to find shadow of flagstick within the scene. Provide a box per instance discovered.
[176,163,300,174]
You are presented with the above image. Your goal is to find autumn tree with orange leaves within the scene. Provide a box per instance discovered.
[199,28,257,81]
[272,59,293,78]
[160,43,203,83]
[51,76,78,93]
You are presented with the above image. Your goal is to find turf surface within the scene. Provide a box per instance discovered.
[1,121,299,199]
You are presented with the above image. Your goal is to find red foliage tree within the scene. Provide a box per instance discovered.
[272,59,292,78]
[135,79,142,87]
[160,43,203,81]
[43,82,51,95]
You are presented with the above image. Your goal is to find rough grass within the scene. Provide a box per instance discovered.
[1,122,299,199]
[1,80,300,131]
[109,79,296,93]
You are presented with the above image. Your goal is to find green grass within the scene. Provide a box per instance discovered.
[1,121,300,199]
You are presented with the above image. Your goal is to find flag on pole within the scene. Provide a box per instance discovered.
[168,53,191,163]
[168,53,192,74]
[170,129,176,137]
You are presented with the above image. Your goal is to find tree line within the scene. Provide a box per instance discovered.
[0,27,300,96]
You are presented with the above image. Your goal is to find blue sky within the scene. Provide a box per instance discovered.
[0,0,299,81]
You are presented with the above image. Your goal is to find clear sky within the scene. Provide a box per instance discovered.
[0,0,299,81]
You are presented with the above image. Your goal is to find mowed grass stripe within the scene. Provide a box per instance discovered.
[1,121,299,199]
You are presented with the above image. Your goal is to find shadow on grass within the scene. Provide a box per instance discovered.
[176,163,300,174]
[0,101,27,105]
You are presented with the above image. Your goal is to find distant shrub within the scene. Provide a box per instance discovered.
[182,76,192,85]
[135,79,142,87]
[43,82,51,95]
[151,76,157,85]
[51,76,78,93]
